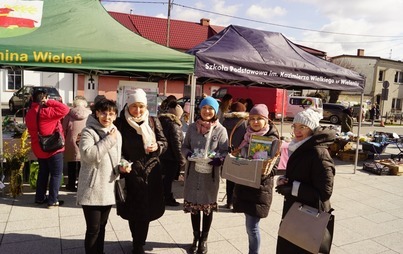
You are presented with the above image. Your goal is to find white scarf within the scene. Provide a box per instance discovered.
[288,136,311,156]
[124,107,156,153]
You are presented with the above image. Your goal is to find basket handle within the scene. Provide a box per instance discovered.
[229,117,248,154]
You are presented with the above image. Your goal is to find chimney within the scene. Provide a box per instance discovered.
[357,49,365,57]
[200,18,210,26]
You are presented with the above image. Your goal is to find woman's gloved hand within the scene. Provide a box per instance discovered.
[208,157,223,166]
[275,182,293,196]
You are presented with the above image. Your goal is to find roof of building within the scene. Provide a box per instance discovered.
[108,12,327,57]
[108,12,224,51]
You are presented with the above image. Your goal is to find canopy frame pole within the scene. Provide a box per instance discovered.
[354,92,364,173]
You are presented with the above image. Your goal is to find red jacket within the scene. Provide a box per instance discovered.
[26,100,70,159]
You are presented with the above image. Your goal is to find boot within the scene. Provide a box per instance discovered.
[188,231,200,254]
[197,231,208,254]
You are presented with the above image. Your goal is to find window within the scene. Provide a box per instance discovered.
[7,70,22,90]
[378,70,384,81]
[392,98,402,111]
[394,71,403,83]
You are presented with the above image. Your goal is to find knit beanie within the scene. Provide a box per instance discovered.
[168,104,184,118]
[127,88,147,106]
[249,104,269,119]
[293,108,323,131]
[199,96,219,114]
[230,102,246,112]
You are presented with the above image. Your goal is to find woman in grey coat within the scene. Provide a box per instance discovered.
[182,96,228,254]
[77,99,122,254]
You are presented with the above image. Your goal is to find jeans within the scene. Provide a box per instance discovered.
[35,152,64,204]
[82,205,112,254]
[245,213,261,254]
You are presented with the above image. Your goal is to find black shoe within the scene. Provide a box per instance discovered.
[165,198,180,206]
[47,200,64,208]
[66,186,77,192]
[35,197,48,204]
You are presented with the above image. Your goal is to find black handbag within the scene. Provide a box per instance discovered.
[37,106,65,152]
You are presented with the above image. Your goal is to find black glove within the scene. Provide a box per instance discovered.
[275,182,293,196]
[186,151,193,160]
[208,157,223,166]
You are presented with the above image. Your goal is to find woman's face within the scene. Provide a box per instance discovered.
[128,102,147,118]
[200,105,215,121]
[96,110,116,128]
[249,114,267,131]
[292,123,313,142]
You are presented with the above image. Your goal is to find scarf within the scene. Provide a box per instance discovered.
[124,107,156,153]
[238,124,270,149]
[196,119,217,135]
[288,136,311,156]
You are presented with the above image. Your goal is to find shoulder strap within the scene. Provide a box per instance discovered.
[36,106,42,135]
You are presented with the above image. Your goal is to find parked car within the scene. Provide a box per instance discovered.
[322,103,348,124]
[9,86,62,113]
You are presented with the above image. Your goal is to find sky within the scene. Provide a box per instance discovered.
[101,0,403,60]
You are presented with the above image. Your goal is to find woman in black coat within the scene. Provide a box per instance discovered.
[115,89,168,254]
[276,108,335,254]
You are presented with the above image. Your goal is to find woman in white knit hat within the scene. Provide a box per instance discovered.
[115,88,168,254]
[275,108,336,253]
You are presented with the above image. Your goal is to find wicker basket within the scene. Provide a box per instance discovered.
[229,118,281,176]
[189,157,213,174]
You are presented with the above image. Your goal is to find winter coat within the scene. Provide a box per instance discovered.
[158,113,186,166]
[25,100,70,159]
[222,112,249,150]
[182,122,228,206]
[115,112,168,222]
[232,121,280,218]
[276,126,336,254]
[62,105,92,162]
[76,115,122,206]
[341,112,353,133]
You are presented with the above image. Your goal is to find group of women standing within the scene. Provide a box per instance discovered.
[75,88,335,254]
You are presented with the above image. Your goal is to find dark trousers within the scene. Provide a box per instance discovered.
[67,161,80,188]
[226,180,235,205]
[129,219,150,247]
[161,159,179,199]
[82,205,112,254]
[191,211,213,233]
[35,152,64,204]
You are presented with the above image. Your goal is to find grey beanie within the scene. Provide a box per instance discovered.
[293,108,323,131]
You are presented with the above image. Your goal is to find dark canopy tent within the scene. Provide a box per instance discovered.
[187,25,365,172]
[187,25,364,91]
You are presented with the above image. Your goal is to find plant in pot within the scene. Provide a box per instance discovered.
[1,129,31,198]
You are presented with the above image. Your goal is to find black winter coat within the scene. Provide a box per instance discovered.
[232,122,280,218]
[115,112,168,222]
[276,126,336,254]
[158,113,185,165]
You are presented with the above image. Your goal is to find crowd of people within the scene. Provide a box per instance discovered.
[26,89,336,254]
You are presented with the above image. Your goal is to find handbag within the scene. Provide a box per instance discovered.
[37,106,65,152]
[114,178,126,203]
[278,201,334,254]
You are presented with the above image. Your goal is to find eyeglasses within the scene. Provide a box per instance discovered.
[291,124,310,131]
[249,117,266,122]
[99,112,116,118]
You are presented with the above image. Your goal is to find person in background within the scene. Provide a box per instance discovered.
[182,96,228,254]
[115,88,168,254]
[217,94,233,123]
[159,95,177,114]
[62,96,92,191]
[341,107,353,133]
[90,95,106,114]
[369,104,377,126]
[181,101,191,135]
[222,102,249,210]
[232,104,280,254]
[77,99,122,254]
[245,98,254,112]
[26,89,70,207]
[276,108,335,253]
[158,101,186,206]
